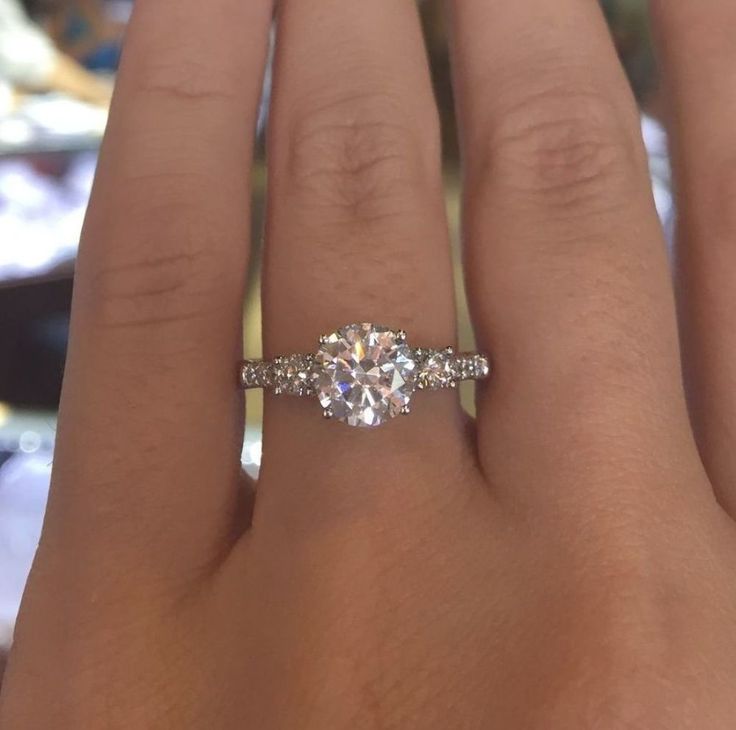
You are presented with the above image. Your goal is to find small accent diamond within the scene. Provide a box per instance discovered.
[274,354,316,396]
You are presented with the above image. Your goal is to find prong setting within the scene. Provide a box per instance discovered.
[323,407,334,419]
[400,405,411,415]
[395,329,408,344]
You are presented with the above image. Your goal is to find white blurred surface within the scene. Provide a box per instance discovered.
[0,448,50,649]
[0,151,95,283]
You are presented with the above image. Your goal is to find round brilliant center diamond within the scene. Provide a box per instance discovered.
[315,323,416,428]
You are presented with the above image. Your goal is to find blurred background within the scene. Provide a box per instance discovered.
[0,0,670,674]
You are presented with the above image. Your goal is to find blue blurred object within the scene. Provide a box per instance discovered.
[62,13,121,72]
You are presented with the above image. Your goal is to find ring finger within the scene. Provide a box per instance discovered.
[255,0,470,527]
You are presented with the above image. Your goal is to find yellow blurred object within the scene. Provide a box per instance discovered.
[0,403,11,428]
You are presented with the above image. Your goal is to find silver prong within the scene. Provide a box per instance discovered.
[449,381,457,389]
[274,386,283,396]
[401,404,411,415]
[319,334,330,345]
[323,407,334,419]
[395,329,408,344]
[444,346,455,355]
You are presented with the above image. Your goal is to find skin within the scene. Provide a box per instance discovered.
[1,0,736,727]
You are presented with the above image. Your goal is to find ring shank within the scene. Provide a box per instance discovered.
[239,349,490,395]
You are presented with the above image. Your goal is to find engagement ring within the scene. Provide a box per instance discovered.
[240,323,490,428]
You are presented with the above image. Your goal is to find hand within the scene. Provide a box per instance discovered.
[2,1,735,728]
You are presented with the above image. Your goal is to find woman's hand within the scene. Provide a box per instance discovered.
[2,1,736,727]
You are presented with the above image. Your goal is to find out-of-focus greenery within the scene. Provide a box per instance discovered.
[601,0,657,99]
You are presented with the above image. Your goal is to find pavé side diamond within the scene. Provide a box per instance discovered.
[315,323,416,428]
[417,349,458,390]
[274,354,315,396]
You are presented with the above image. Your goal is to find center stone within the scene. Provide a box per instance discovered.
[315,323,416,428]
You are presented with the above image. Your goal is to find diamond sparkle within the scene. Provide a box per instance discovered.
[315,323,416,428]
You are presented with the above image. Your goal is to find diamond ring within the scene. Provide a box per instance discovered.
[239,323,490,428]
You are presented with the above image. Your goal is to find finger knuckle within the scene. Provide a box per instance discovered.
[479,82,642,212]
[284,90,439,226]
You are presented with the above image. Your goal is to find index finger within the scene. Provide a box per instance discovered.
[44,0,273,577]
